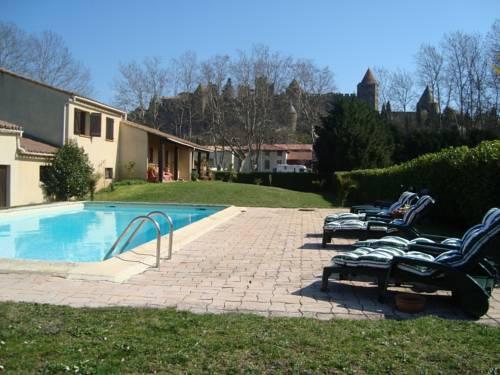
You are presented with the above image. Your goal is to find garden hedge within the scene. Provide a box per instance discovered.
[214,171,321,192]
[336,140,500,226]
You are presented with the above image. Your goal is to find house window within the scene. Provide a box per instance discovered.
[106,118,114,141]
[277,151,283,156]
[277,160,282,164]
[148,147,154,163]
[264,151,270,156]
[90,113,101,137]
[264,160,270,170]
[74,109,89,135]
[105,168,113,179]
[39,166,50,183]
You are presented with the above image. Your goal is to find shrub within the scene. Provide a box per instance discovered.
[214,171,322,192]
[336,140,500,226]
[114,179,147,186]
[191,170,199,181]
[42,141,94,201]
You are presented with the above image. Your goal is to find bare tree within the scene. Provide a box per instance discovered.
[292,59,336,141]
[0,23,93,95]
[143,57,169,128]
[225,46,288,171]
[373,66,391,109]
[171,51,200,137]
[252,44,293,93]
[388,69,417,112]
[200,55,233,167]
[26,31,92,95]
[112,57,168,127]
[415,44,444,112]
[487,20,500,118]
[200,54,231,90]
[172,51,199,93]
[113,62,148,122]
[0,22,29,73]
[443,31,471,117]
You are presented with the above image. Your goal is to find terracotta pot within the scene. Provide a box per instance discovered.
[395,293,426,313]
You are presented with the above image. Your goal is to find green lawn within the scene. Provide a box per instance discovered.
[0,303,499,374]
[95,180,338,208]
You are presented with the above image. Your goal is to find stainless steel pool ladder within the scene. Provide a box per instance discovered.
[103,211,174,268]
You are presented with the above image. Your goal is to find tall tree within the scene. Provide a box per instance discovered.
[314,95,393,177]
[113,57,168,127]
[0,22,29,74]
[415,44,444,112]
[443,31,471,118]
[388,69,417,112]
[487,20,500,119]
[292,59,336,142]
[0,22,93,95]
[373,66,391,110]
[171,51,200,137]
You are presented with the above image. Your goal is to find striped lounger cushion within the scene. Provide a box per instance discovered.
[333,246,435,268]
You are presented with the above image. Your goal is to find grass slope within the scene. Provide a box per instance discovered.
[0,303,499,373]
[95,181,337,208]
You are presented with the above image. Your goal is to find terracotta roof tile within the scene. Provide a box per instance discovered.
[20,136,58,154]
[0,119,23,131]
[287,151,313,161]
[274,144,313,151]
[360,69,377,85]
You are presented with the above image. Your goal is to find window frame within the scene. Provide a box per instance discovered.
[104,168,113,179]
[90,113,101,137]
[105,117,114,141]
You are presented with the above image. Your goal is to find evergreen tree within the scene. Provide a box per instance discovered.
[42,141,95,201]
[314,95,394,177]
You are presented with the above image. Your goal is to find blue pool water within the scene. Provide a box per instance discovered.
[0,203,224,262]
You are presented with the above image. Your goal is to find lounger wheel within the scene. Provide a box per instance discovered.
[321,266,335,291]
[322,233,330,248]
[458,292,489,319]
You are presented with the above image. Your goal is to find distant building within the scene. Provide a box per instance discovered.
[208,143,313,172]
[0,68,209,207]
[383,84,441,129]
[357,68,379,111]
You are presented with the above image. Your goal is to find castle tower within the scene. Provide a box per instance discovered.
[416,85,439,126]
[289,102,297,132]
[222,78,234,100]
[356,68,379,111]
[286,79,301,100]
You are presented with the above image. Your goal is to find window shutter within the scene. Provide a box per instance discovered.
[106,118,114,140]
[74,109,81,135]
[90,113,101,137]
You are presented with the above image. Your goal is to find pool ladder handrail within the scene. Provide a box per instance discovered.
[104,211,174,268]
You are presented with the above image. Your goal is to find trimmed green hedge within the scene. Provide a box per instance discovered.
[214,171,321,192]
[336,140,500,226]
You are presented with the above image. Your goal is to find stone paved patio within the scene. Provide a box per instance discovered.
[0,207,498,324]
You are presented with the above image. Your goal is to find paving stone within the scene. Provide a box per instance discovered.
[0,207,497,324]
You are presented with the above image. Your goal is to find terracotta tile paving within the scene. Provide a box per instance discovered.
[0,207,498,324]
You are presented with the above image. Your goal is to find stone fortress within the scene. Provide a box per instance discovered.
[356,68,440,127]
[154,69,440,140]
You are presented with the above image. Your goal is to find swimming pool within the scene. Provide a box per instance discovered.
[0,202,224,262]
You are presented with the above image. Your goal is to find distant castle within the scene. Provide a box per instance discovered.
[357,69,379,111]
[152,68,442,140]
[356,68,440,127]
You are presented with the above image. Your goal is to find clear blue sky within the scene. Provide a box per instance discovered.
[2,0,498,104]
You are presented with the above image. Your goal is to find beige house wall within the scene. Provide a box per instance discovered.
[117,123,148,180]
[0,132,49,207]
[67,102,123,190]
